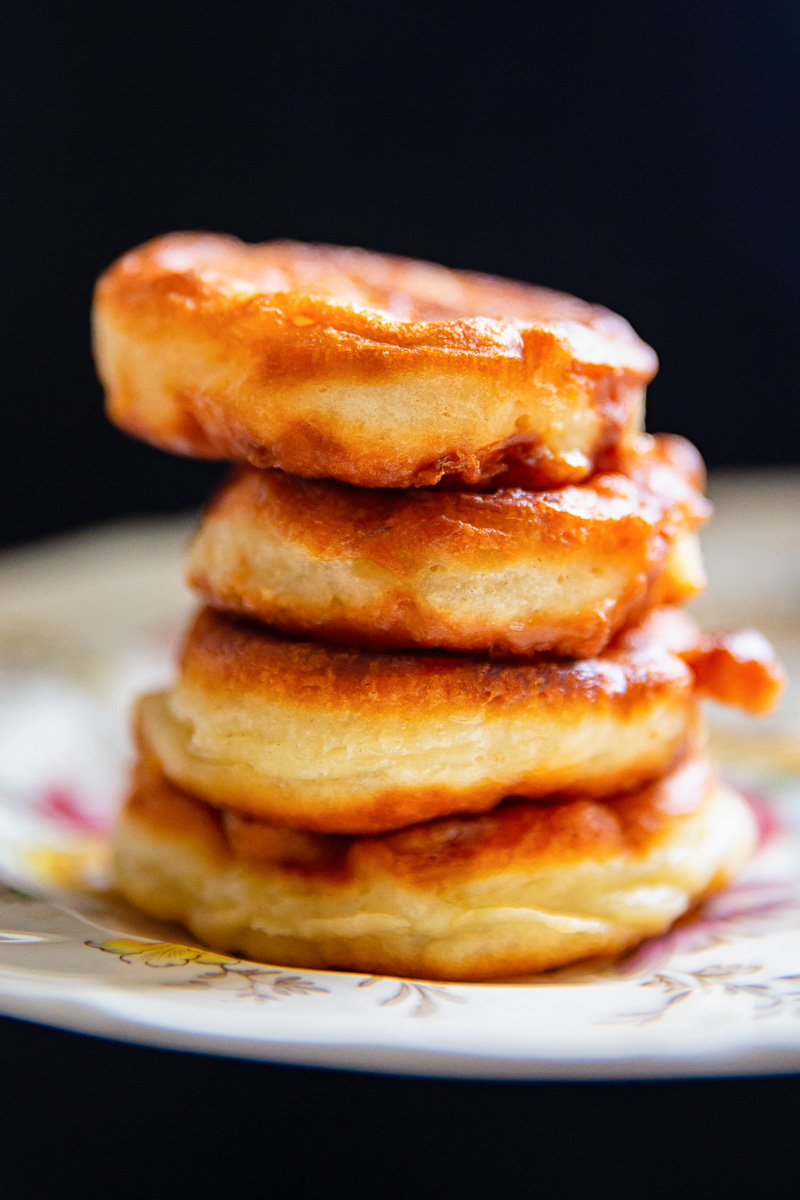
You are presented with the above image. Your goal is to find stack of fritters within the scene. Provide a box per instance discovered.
[92,235,784,980]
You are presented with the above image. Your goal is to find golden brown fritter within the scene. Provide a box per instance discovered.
[93,233,657,489]
[186,433,710,658]
[137,606,712,834]
[114,748,756,981]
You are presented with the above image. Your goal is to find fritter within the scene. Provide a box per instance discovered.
[136,606,715,834]
[93,233,657,489]
[187,433,710,658]
[114,748,756,981]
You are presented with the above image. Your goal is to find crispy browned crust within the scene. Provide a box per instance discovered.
[178,604,695,713]
[683,630,786,716]
[176,604,700,715]
[93,233,658,488]
[186,433,711,657]
[115,750,757,980]
[617,607,785,716]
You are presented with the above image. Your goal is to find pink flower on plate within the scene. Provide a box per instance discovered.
[612,781,800,975]
[35,785,111,834]
[741,787,784,846]
[615,880,800,976]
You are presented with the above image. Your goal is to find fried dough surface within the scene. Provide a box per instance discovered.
[136,606,710,834]
[187,433,710,657]
[114,750,756,980]
[93,234,657,488]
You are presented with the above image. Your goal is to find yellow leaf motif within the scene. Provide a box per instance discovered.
[90,939,236,968]
[86,939,331,1001]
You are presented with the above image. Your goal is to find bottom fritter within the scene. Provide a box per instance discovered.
[114,750,757,982]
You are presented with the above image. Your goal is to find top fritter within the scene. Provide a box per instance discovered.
[93,234,658,489]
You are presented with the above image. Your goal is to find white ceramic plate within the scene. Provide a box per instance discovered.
[0,500,798,1080]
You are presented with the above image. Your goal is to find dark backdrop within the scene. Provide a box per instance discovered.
[3,1,799,551]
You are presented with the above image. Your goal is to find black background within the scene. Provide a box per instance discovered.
[2,1,799,1167]
[3,2,800,550]
[1,1013,798,1190]
[1,1011,799,1191]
